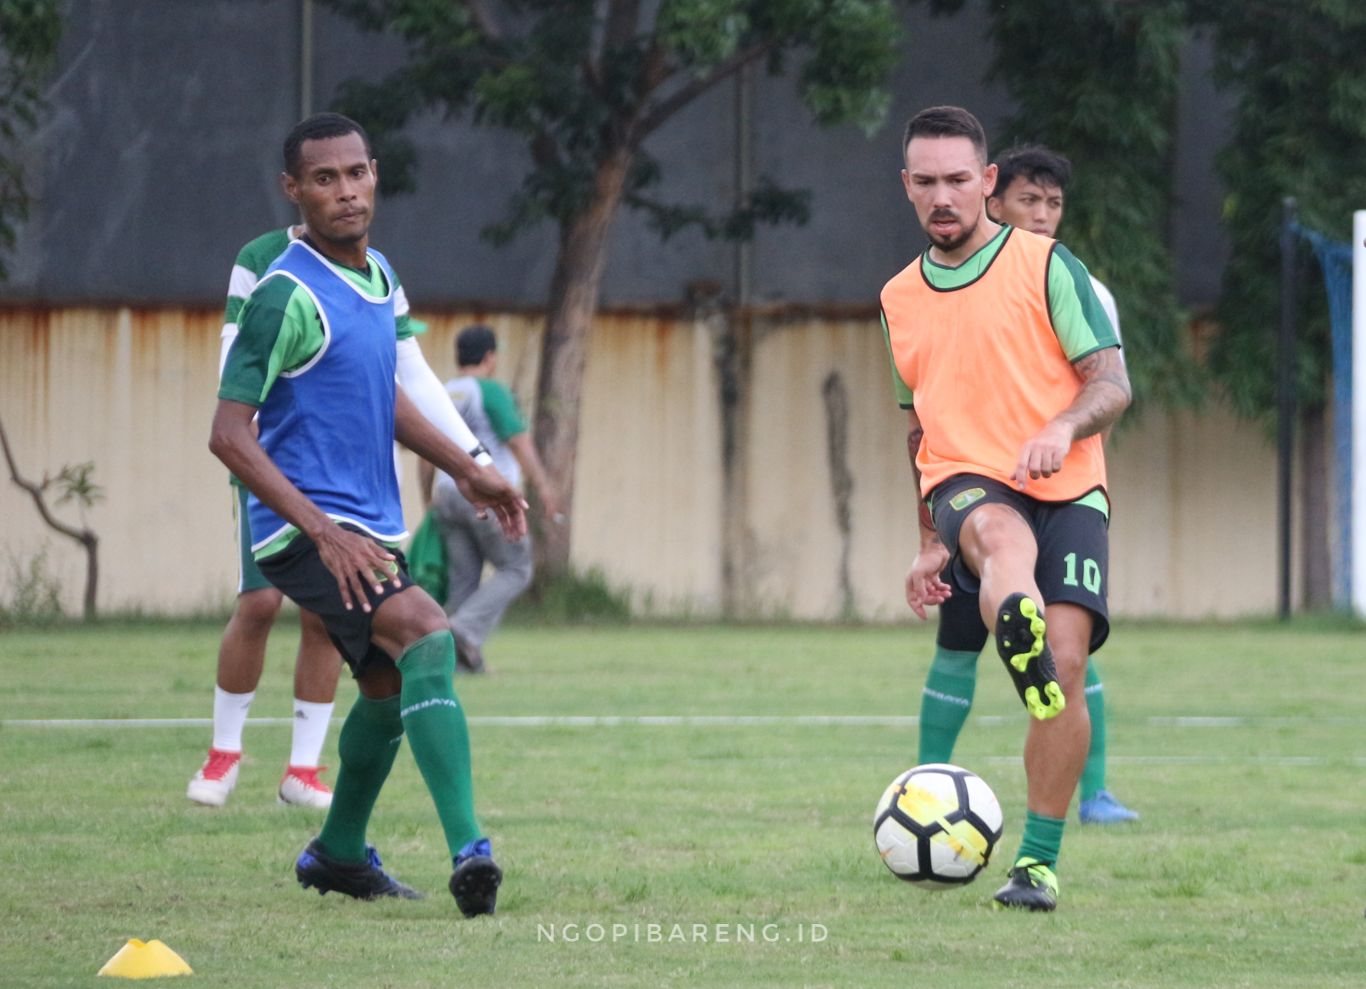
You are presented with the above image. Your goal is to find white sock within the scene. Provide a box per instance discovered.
[289,698,335,768]
[211,686,255,752]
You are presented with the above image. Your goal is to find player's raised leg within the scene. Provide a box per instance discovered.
[957,502,1064,721]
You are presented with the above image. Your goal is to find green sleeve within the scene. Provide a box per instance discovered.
[1047,245,1119,361]
[222,229,292,327]
[223,294,247,329]
[478,379,528,440]
[218,276,325,406]
[881,310,915,409]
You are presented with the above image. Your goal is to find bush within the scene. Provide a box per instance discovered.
[508,568,632,625]
[0,545,64,627]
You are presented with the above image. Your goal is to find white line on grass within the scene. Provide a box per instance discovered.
[2,716,1361,766]
[1,714,1359,728]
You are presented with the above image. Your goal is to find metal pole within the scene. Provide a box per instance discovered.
[1352,210,1366,617]
[1277,197,1297,620]
[733,64,753,308]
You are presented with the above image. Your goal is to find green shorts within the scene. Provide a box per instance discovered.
[233,484,273,595]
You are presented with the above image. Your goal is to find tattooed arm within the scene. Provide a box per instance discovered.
[1012,346,1131,488]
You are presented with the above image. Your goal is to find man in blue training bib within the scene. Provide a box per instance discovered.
[211,112,525,918]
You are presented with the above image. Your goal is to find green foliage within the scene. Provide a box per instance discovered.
[322,0,903,244]
[1187,0,1366,420]
[52,460,102,511]
[0,544,63,626]
[508,567,632,624]
[920,0,1196,412]
[0,0,62,280]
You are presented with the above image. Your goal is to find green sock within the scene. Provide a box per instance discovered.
[398,631,481,858]
[1016,810,1066,868]
[318,693,404,863]
[1080,658,1106,800]
[917,648,979,764]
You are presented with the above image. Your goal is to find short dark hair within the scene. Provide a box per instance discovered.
[992,145,1073,198]
[457,324,498,366]
[283,112,371,177]
[902,106,989,164]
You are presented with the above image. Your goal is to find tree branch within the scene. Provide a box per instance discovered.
[0,413,99,618]
[632,40,773,144]
[0,415,86,544]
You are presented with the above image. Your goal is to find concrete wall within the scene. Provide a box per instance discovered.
[0,307,1291,620]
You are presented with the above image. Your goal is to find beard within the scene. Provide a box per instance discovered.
[923,208,978,253]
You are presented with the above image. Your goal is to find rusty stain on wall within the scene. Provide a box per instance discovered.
[0,306,1289,619]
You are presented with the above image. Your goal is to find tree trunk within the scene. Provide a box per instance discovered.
[82,532,98,621]
[532,147,634,582]
[821,370,855,619]
[709,303,753,619]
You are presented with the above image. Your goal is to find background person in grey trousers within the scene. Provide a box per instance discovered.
[419,325,560,673]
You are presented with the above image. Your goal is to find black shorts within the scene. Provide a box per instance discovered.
[929,474,1111,654]
[935,564,990,653]
[256,525,413,678]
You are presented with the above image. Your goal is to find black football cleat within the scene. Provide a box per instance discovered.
[295,838,423,900]
[449,837,502,917]
[992,857,1058,912]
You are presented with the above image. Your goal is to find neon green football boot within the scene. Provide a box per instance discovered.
[994,592,1065,720]
[992,856,1059,912]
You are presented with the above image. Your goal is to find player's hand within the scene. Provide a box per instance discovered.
[905,541,952,621]
[312,523,402,613]
[457,465,529,542]
[1012,420,1075,489]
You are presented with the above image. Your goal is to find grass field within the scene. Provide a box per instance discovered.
[1,617,1363,988]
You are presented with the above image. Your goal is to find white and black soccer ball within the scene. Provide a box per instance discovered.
[873,763,1004,888]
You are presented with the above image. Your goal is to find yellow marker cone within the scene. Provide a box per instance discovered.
[97,939,193,979]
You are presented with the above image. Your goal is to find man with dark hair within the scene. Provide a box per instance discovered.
[913,143,1137,826]
[881,106,1130,911]
[211,112,524,916]
[188,112,494,812]
[901,104,989,166]
[418,325,559,673]
[989,146,1120,336]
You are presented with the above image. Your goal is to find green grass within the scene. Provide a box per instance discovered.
[1,619,1363,988]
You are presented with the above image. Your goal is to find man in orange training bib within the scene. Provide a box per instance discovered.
[880,106,1131,912]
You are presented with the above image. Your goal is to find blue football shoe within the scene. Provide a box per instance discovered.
[1079,790,1140,824]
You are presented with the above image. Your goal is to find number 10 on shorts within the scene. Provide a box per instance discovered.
[1062,552,1102,593]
